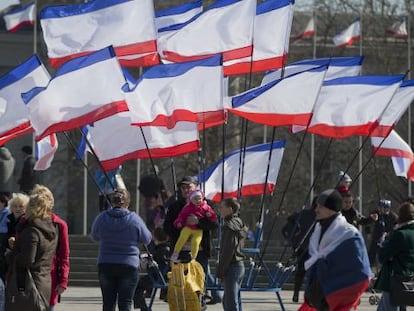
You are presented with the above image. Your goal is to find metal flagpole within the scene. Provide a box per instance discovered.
[83,146,88,235]
[310,3,317,203]
[358,3,363,215]
[407,10,412,197]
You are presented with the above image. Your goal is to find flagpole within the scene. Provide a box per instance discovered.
[310,3,317,203]
[407,11,412,197]
[83,146,88,235]
[358,2,363,215]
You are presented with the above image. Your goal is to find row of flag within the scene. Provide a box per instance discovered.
[293,16,408,47]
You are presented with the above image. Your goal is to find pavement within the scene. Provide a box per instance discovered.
[57,286,381,310]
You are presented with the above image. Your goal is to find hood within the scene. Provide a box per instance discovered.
[0,147,13,161]
[31,217,57,241]
[100,208,134,232]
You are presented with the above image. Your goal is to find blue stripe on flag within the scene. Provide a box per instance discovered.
[0,55,42,89]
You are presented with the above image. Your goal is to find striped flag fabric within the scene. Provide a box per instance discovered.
[261,56,364,86]
[40,0,159,68]
[371,130,414,181]
[22,46,128,141]
[229,65,327,127]
[370,79,414,137]
[386,18,408,39]
[332,18,360,48]
[3,2,35,32]
[304,75,404,138]
[292,16,315,42]
[124,55,225,130]
[157,0,255,76]
[0,55,50,145]
[87,112,200,171]
[0,0,20,12]
[224,0,294,75]
[198,140,285,202]
[34,134,58,170]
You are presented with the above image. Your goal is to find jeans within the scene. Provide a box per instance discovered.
[98,263,139,311]
[222,261,245,311]
[196,251,222,301]
[377,291,401,311]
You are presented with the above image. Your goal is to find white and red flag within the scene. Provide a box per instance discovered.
[303,75,404,138]
[292,16,315,42]
[386,18,408,40]
[371,79,414,137]
[224,0,294,75]
[22,46,128,141]
[371,130,414,181]
[229,65,327,127]
[34,134,58,171]
[157,0,255,76]
[198,140,285,202]
[87,112,200,171]
[40,0,159,68]
[333,18,360,48]
[3,2,35,32]
[124,55,225,130]
[0,55,50,145]
[261,56,364,86]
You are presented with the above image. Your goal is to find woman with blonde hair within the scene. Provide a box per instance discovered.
[6,185,58,311]
[7,193,29,246]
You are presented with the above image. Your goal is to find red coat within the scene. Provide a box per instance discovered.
[50,213,70,306]
[173,201,217,230]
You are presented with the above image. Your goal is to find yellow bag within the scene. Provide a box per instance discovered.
[167,261,205,311]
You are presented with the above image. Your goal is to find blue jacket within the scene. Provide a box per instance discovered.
[91,208,152,268]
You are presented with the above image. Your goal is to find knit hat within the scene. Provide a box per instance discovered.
[317,189,343,212]
[337,171,352,184]
[189,189,203,200]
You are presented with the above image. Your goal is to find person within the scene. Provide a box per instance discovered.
[171,189,218,263]
[6,193,29,247]
[133,227,170,310]
[17,145,37,194]
[281,197,316,303]
[374,201,414,311]
[335,170,352,193]
[340,190,365,227]
[300,189,371,311]
[0,193,10,280]
[163,175,222,305]
[365,199,398,270]
[94,165,122,212]
[31,184,70,311]
[216,198,247,311]
[6,186,58,310]
[91,188,152,311]
[0,145,15,195]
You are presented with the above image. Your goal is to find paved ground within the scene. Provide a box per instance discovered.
[57,286,384,310]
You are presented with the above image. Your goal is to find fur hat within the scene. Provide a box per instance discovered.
[317,189,343,212]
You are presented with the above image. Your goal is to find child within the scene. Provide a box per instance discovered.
[171,189,217,262]
[216,198,247,311]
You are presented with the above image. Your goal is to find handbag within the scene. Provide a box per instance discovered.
[390,273,414,306]
[5,266,48,311]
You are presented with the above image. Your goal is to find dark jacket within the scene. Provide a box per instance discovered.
[163,196,218,258]
[18,155,37,193]
[282,208,316,251]
[0,147,15,193]
[374,221,414,292]
[216,214,247,279]
[10,217,58,306]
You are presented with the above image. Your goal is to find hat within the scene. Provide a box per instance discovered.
[317,189,343,212]
[21,145,32,155]
[189,189,203,200]
[337,171,352,184]
[178,176,198,186]
[378,199,391,208]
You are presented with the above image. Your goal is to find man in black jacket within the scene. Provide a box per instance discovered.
[17,145,37,194]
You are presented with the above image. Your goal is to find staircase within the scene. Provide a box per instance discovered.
[68,235,295,288]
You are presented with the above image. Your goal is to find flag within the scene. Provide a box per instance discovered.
[371,79,414,137]
[224,0,294,75]
[87,112,200,171]
[22,46,128,141]
[371,130,414,181]
[261,56,364,86]
[0,0,20,12]
[198,140,285,202]
[333,18,360,48]
[156,0,202,31]
[40,0,159,68]
[386,18,408,39]
[229,65,327,127]
[124,55,225,130]
[34,134,58,170]
[157,0,255,76]
[3,2,35,32]
[303,75,404,138]
[292,16,315,42]
[0,55,50,146]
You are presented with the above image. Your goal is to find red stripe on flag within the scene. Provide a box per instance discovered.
[224,54,287,76]
[308,122,375,138]
[210,184,275,203]
[371,146,414,160]
[7,20,34,32]
[0,122,33,146]
[336,36,360,49]
[228,110,312,127]
[325,279,369,311]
